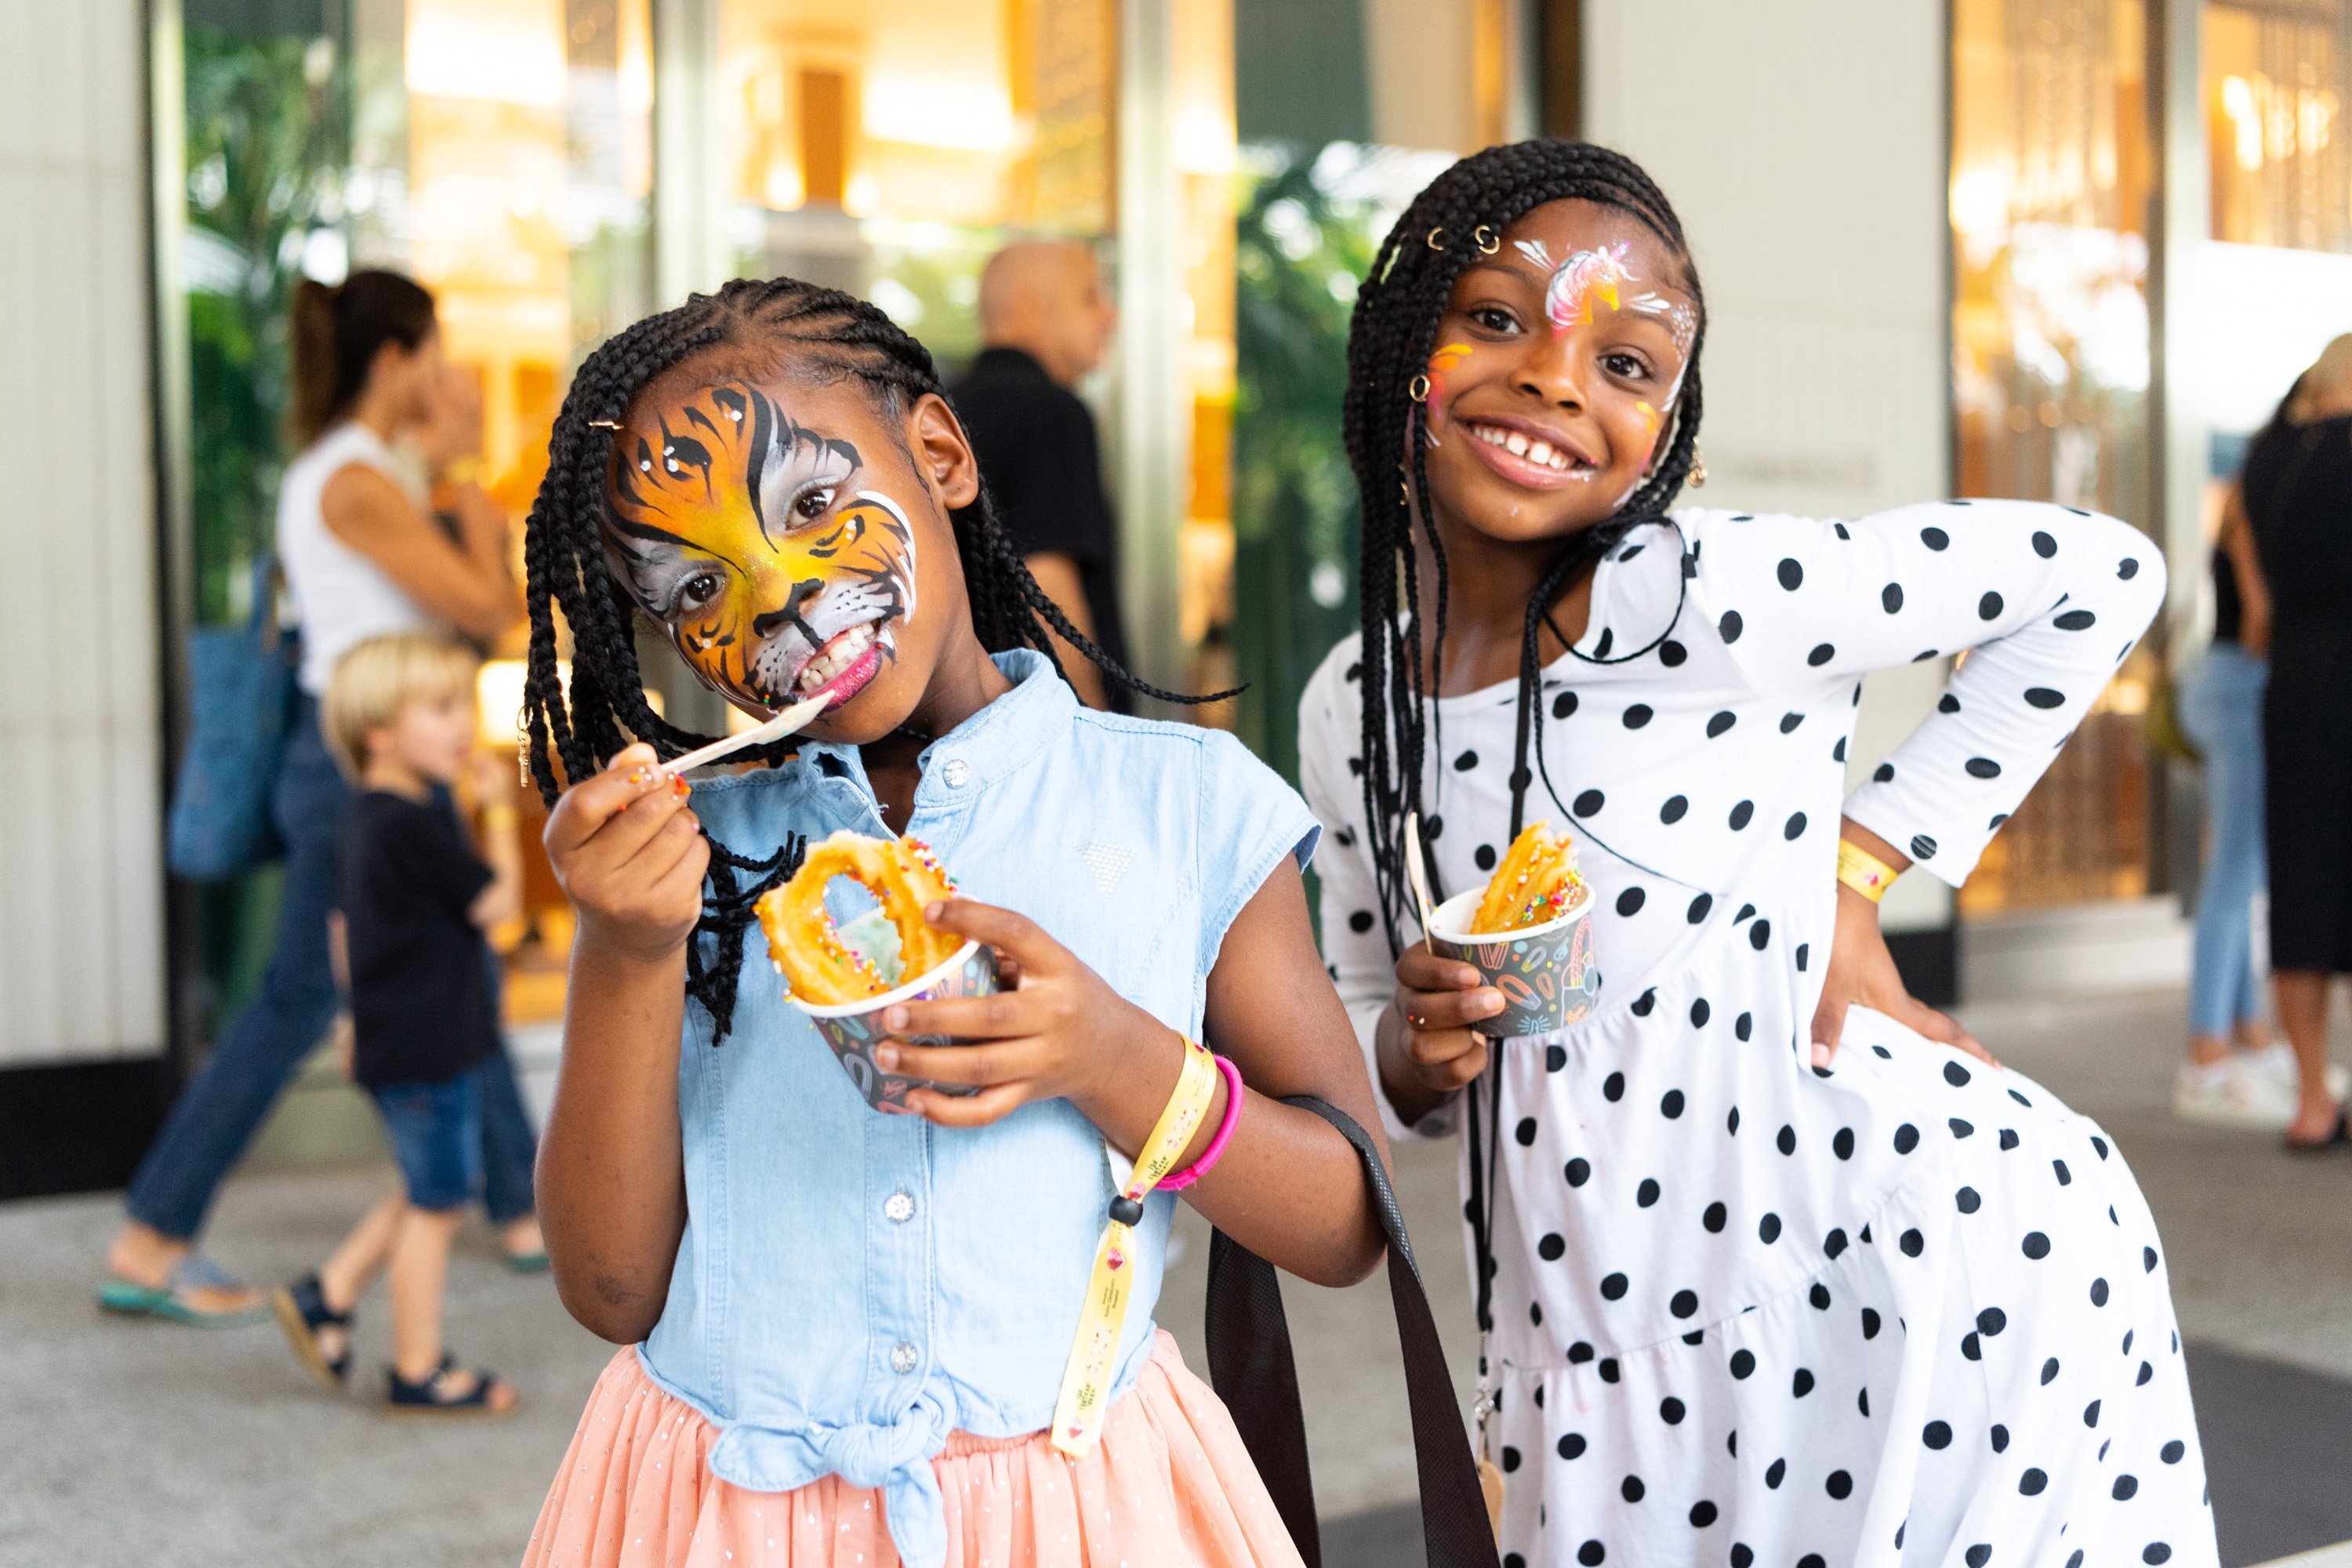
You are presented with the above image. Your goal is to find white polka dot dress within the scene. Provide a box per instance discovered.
[1299,501,2217,1568]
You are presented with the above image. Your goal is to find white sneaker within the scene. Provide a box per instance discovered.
[2174,1054,2301,1128]
[2246,1041,2350,1104]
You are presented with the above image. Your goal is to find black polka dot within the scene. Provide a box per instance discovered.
[1632,989,1657,1016]
[1669,1289,1698,1319]
[1734,1012,1753,1040]
[1873,760,1896,782]
[1691,998,1711,1027]
[1537,1233,1566,1261]
[1578,1541,1606,1567]
[1827,1470,1853,1499]
[1727,1107,1739,1134]
[1568,1341,1594,1363]
[1546,1041,1568,1073]
[1705,711,1736,739]
[1661,795,1689,824]
[1776,1124,1797,1156]
[1978,591,2005,620]
[1922,526,1951,550]
[2054,1159,2073,1185]
[1895,1123,1921,1153]
[1600,1272,1629,1301]
[1951,1117,1976,1138]
[1825,1228,1849,1258]
[2162,1439,2185,1464]
[2024,686,2065,709]
[1882,583,1904,613]
[1809,1283,1832,1310]
[2145,1545,2172,1565]
[1617,887,1646,916]
[1900,1229,1924,1257]
[1559,1432,1587,1459]
[1729,800,1754,829]
[1620,1475,1644,1502]
[1833,1127,1855,1160]
[1759,1212,1782,1243]
[1515,1116,1537,1146]
[2091,1277,2109,1306]
[1783,812,1807,841]
[2120,557,2140,578]
[1348,910,1374,933]
[1966,757,2002,779]
[1766,1458,1787,1489]
[1944,1061,1972,1087]
[1923,1420,1952,1449]
[1575,789,1606,816]
[1967,1546,1994,1568]
[2042,1356,2060,1384]
[1530,1301,1543,1325]
[1603,1071,1625,1101]
[2144,1245,2160,1272]
[1977,1306,2007,1336]
[2022,1232,2050,1259]
[1593,630,1613,658]
[1661,1089,1686,1118]
[2031,529,2058,558]
[1780,711,1804,734]
[1939,693,1962,713]
[1859,1388,1871,1416]
[1728,1348,1758,1381]
[1733,1542,1755,1566]
[1777,558,1804,590]
[1686,892,1714,923]
[1704,1201,1727,1232]
[1475,843,1497,870]
[2055,608,2097,630]
[1808,643,1835,666]
[1637,1178,1661,1207]
[1690,1501,1718,1527]
[1565,1157,1590,1186]
[1864,1308,1883,1338]
[1552,690,1577,719]
[1660,639,1687,666]
[2114,1475,2140,1501]
[1623,703,1653,729]
[1962,1331,1982,1360]
[2092,1135,2110,1160]
[1719,610,1744,643]
[2085,1399,2103,1426]
[1501,1446,1521,1472]
[1911,834,1939,860]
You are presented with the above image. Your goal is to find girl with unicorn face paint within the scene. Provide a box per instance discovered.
[512,278,1394,1568]
[1301,141,2213,1568]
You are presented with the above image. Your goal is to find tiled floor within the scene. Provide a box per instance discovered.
[5,986,2349,1566]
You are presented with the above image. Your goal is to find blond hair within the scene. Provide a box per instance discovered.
[322,631,480,778]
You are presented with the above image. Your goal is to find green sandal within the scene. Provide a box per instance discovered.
[96,1254,270,1329]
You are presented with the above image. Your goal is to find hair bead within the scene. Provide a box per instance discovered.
[1473,224,1500,255]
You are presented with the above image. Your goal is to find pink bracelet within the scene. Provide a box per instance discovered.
[1157,1054,1244,1191]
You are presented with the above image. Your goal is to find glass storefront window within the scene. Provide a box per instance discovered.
[2207,0,2350,253]
[1950,0,2160,913]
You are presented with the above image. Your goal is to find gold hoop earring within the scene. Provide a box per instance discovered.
[1472,224,1499,256]
[1407,374,1432,402]
[1688,445,1708,488]
[1425,227,1446,251]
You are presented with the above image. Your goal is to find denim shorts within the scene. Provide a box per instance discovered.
[368,1073,485,1212]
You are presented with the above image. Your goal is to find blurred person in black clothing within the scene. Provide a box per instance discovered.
[951,239,1127,710]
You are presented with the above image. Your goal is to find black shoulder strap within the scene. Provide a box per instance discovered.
[1207,1094,1501,1568]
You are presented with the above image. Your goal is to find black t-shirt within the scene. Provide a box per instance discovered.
[2211,544,2242,643]
[342,790,498,1088]
[949,347,1131,707]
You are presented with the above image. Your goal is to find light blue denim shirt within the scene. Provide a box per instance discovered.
[635,650,1319,1568]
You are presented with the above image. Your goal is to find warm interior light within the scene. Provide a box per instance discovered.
[405,0,568,108]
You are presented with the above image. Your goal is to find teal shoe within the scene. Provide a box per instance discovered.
[97,1253,271,1328]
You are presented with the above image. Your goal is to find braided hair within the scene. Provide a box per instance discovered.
[522,275,1208,1036]
[1343,140,1708,956]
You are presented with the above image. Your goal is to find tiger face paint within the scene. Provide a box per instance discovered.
[604,381,919,713]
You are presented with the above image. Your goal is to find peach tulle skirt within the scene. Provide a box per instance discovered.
[521,1333,1306,1568]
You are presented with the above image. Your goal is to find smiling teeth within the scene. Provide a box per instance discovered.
[793,622,879,695]
[1472,424,1577,471]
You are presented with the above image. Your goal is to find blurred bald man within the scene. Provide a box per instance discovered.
[950,239,1126,710]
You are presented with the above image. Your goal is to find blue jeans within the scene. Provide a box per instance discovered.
[370,1072,484,1212]
[125,697,539,1238]
[2179,643,2269,1038]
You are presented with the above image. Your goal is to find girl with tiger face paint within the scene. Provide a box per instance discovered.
[604,372,943,734]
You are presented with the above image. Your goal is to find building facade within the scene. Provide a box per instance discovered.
[3,0,2347,1196]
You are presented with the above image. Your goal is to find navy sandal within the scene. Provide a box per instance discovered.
[385,1354,517,1421]
[271,1273,354,1391]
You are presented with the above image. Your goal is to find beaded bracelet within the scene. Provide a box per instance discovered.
[1158,1055,1244,1192]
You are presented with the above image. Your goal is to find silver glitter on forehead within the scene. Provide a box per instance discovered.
[1625,290,1700,355]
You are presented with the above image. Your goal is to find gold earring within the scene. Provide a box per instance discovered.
[1473,224,1499,256]
[1407,374,1432,402]
[1688,445,1708,488]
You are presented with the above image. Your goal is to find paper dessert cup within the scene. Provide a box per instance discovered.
[1426,885,1599,1038]
[789,938,1000,1113]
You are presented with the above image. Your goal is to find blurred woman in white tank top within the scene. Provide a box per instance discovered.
[107,270,532,1323]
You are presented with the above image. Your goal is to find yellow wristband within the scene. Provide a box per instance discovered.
[481,803,519,832]
[1837,839,1900,903]
[1051,1033,1218,1457]
[440,456,482,487]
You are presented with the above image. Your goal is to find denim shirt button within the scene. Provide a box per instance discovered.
[884,1191,915,1223]
[940,757,972,789]
[890,1341,920,1374]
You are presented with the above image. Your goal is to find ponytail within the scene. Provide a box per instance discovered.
[286,269,438,450]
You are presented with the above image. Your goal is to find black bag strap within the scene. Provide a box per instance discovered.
[1207,1094,1501,1568]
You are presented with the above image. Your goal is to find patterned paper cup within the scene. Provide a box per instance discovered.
[789,940,1000,1113]
[1425,886,1599,1038]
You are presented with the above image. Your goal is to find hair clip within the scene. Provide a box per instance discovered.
[1407,374,1432,403]
[1425,227,1446,251]
[588,419,622,430]
[1473,224,1500,256]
